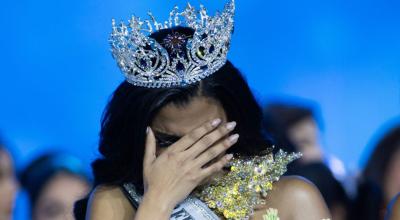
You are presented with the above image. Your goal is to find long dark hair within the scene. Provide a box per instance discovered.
[350,122,400,220]
[74,26,271,218]
[363,123,400,187]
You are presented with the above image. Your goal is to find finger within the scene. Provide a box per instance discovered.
[143,127,156,171]
[194,133,239,167]
[168,118,222,152]
[199,154,233,177]
[183,121,237,159]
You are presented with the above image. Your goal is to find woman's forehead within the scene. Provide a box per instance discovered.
[151,97,227,136]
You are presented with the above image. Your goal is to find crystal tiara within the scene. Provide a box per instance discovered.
[109,0,235,88]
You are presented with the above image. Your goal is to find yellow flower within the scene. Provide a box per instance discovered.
[263,208,280,220]
[195,150,302,220]
[207,200,216,208]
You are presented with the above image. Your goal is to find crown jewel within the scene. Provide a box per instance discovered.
[109,0,235,88]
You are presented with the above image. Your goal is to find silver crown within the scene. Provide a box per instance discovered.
[109,0,235,88]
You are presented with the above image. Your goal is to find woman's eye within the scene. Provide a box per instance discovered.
[157,139,175,148]
[154,132,181,148]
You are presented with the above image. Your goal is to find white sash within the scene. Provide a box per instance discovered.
[122,183,220,220]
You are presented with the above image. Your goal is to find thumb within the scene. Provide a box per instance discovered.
[143,126,156,170]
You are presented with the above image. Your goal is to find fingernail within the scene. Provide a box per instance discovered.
[146,126,150,134]
[228,134,239,143]
[226,121,236,130]
[226,154,233,160]
[211,118,222,127]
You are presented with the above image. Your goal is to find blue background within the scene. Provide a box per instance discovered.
[0,0,399,218]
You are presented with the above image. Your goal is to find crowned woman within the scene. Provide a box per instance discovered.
[74,1,331,219]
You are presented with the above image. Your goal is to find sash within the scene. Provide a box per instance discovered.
[121,183,220,220]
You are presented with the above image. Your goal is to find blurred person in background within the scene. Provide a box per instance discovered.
[20,152,91,220]
[263,101,345,171]
[351,122,400,220]
[263,101,349,220]
[0,136,18,220]
[263,102,323,162]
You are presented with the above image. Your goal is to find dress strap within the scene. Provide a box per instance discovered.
[120,182,141,209]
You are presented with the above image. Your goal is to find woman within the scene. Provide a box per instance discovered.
[351,122,400,220]
[20,153,91,220]
[78,1,331,219]
[0,138,18,220]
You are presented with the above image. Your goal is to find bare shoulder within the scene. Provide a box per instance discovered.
[387,194,400,220]
[273,175,323,201]
[252,176,331,220]
[86,185,135,220]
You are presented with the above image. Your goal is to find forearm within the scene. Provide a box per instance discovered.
[134,190,174,220]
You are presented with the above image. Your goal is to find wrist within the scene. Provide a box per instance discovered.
[134,189,174,220]
[142,188,175,214]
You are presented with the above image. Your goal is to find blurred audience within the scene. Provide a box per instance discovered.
[351,123,400,220]
[20,152,91,220]
[0,137,19,220]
